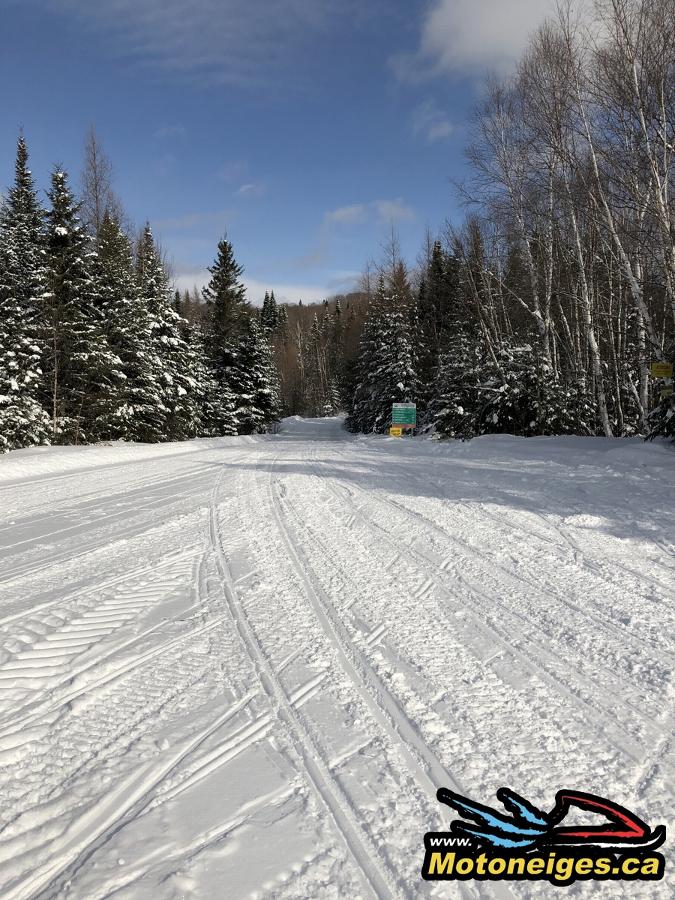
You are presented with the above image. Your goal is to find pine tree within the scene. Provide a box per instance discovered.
[43,168,122,444]
[202,237,249,338]
[260,290,279,335]
[136,224,201,440]
[347,277,417,433]
[200,236,246,435]
[276,303,289,339]
[0,136,51,451]
[648,392,675,441]
[418,241,461,410]
[91,214,167,441]
[432,334,594,439]
[429,330,481,439]
[226,317,280,433]
[185,322,220,438]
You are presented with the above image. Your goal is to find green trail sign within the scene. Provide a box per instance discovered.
[392,403,417,427]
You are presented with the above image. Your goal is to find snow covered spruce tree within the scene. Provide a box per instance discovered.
[136,224,201,440]
[42,168,122,444]
[417,240,461,410]
[346,275,416,433]
[471,340,592,438]
[228,316,280,434]
[202,236,279,434]
[0,137,51,451]
[260,290,279,336]
[429,325,482,439]
[201,237,243,434]
[91,214,168,441]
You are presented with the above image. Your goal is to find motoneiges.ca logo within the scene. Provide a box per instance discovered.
[421,787,666,886]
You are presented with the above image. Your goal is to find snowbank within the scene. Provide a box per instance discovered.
[0,437,250,485]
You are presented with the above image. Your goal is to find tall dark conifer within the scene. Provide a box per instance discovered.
[228,317,280,433]
[43,168,121,443]
[0,137,50,450]
[347,276,417,433]
[136,224,201,440]
[92,214,168,441]
[417,241,461,410]
[201,236,246,434]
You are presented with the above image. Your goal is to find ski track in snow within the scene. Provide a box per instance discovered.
[0,419,672,899]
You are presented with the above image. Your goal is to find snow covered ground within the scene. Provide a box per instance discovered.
[0,417,673,899]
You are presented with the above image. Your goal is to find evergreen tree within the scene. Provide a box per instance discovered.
[43,168,121,444]
[0,136,51,451]
[347,277,417,433]
[202,237,249,337]
[200,236,248,435]
[260,290,279,335]
[136,224,201,440]
[648,392,675,442]
[226,317,280,433]
[417,241,461,410]
[92,214,169,441]
[276,303,289,339]
[432,335,594,439]
[186,323,221,438]
[429,329,481,439]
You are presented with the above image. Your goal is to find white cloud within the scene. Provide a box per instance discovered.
[324,204,368,226]
[244,278,330,305]
[411,99,453,143]
[325,271,361,293]
[236,182,266,199]
[323,199,414,228]
[172,268,334,305]
[45,0,365,87]
[173,269,211,295]
[374,199,415,224]
[394,0,554,80]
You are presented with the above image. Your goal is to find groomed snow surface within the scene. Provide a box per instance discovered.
[0,417,673,899]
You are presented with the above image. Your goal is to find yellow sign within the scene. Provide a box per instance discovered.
[661,386,673,400]
[650,361,673,379]
[389,427,403,437]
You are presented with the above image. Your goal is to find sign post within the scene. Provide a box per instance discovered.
[391,403,416,437]
[650,361,673,379]
[391,403,417,429]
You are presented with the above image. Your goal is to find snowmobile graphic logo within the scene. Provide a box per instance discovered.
[422,787,666,885]
[437,787,666,851]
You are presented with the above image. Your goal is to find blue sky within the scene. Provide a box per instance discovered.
[0,0,549,303]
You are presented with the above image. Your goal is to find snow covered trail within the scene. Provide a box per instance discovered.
[0,419,673,898]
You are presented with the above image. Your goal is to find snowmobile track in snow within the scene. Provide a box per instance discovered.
[8,696,255,900]
[208,460,410,900]
[305,449,668,760]
[266,454,516,900]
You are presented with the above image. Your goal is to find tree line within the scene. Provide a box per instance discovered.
[0,135,279,452]
[346,0,673,441]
